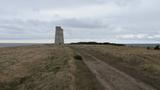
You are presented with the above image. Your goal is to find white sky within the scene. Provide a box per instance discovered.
[0,0,160,43]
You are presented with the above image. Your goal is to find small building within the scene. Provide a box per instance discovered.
[55,26,64,45]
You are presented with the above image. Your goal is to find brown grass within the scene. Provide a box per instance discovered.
[1,44,159,89]
[74,45,160,89]
[73,53,104,90]
[0,45,73,90]
[0,44,103,90]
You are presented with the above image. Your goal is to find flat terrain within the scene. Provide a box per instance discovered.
[0,45,102,90]
[0,44,160,90]
[70,45,160,90]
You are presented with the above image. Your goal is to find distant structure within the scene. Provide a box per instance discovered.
[55,26,64,45]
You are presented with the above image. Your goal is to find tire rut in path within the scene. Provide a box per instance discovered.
[78,51,156,90]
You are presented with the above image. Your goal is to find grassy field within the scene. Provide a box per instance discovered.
[0,44,102,90]
[73,45,160,89]
[0,44,160,90]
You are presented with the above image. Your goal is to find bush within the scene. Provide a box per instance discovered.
[74,55,83,60]
[154,45,160,50]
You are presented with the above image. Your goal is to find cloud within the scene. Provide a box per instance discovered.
[0,0,159,43]
[115,34,148,39]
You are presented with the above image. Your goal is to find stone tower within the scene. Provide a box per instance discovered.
[55,26,64,45]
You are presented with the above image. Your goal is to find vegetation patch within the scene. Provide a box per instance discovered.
[154,45,160,50]
[77,45,160,89]
[74,55,83,60]
[70,42,125,46]
[0,45,72,90]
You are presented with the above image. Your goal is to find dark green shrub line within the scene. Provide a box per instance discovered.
[70,42,125,46]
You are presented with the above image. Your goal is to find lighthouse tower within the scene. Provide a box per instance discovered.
[55,26,64,45]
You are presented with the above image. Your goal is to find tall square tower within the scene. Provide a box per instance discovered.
[55,26,64,45]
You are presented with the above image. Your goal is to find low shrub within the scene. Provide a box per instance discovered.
[74,55,83,60]
[154,45,160,50]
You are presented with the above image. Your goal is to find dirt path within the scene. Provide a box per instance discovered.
[73,47,157,90]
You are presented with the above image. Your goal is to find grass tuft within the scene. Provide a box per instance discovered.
[74,55,83,60]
